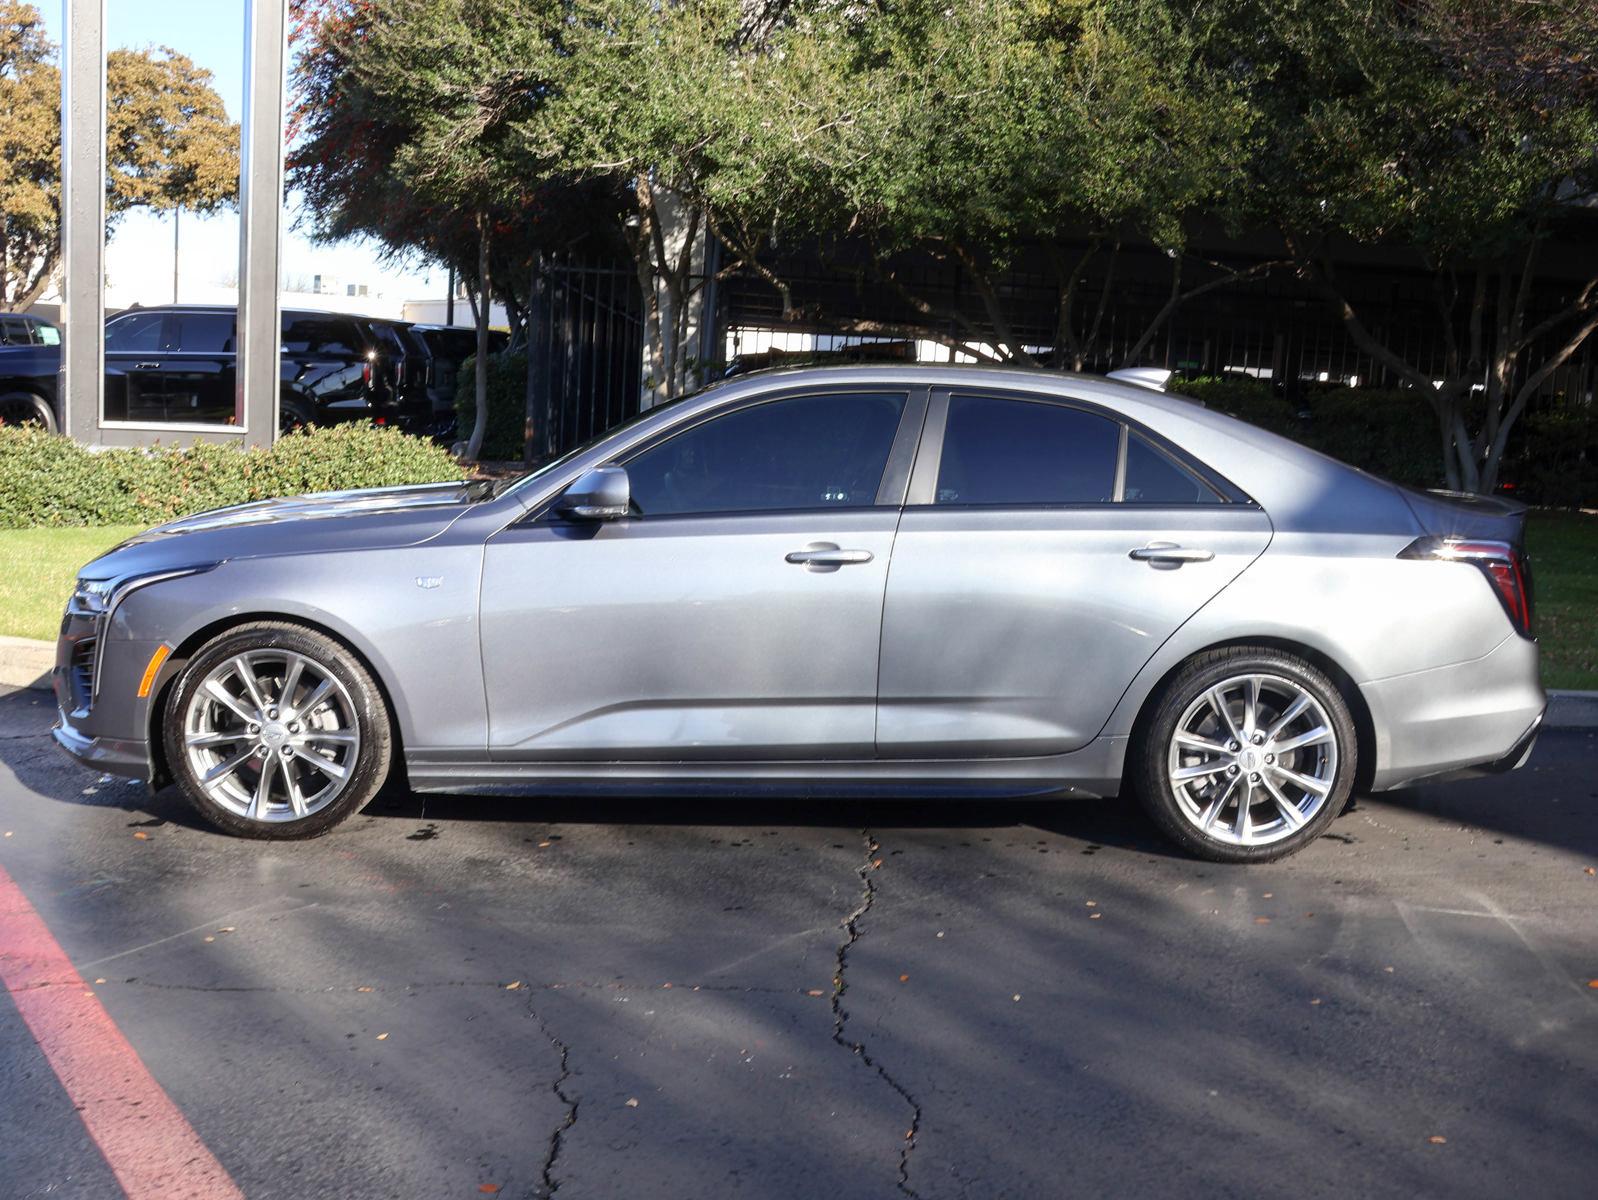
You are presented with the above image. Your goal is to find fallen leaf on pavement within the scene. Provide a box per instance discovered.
[1012,994,1021,1002]
[218,927,235,933]
[538,841,552,848]
[357,986,373,993]
[505,981,522,990]
[1585,867,1595,876]
[479,1186,501,1195]
[871,858,883,869]
[1310,998,1322,1006]
[94,978,106,984]
[1254,917,1271,925]
[625,1098,639,1108]
[203,936,214,943]
[1427,1135,1447,1145]
[1262,893,1273,899]
[1587,980,1598,990]
[376,1033,389,1040]
[1090,912,1103,920]
[806,989,825,997]
[132,831,148,840]
[899,974,909,982]
[1084,900,1097,907]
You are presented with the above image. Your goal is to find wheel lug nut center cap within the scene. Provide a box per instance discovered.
[1238,748,1259,771]
[261,723,289,747]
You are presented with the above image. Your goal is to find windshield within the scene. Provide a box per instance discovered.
[491,394,690,498]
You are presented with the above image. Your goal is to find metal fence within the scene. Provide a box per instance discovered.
[524,253,644,460]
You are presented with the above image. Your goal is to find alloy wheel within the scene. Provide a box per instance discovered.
[181,650,361,822]
[1165,672,1339,848]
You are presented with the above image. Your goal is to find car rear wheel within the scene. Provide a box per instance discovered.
[0,390,56,433]
[1133,647,1357,863]
[163,622,392,838]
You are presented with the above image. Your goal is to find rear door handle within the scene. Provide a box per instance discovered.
[135,361,163,370]
[1129,542,1214,565]
[786,542,874,571]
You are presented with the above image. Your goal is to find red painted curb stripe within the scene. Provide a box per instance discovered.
[0,865,244,1200]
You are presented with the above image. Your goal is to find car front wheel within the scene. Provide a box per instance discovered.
[163,622,392,838]
[1133,647,1357,863]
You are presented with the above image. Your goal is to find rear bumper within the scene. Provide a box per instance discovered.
[1364,633,1546,790]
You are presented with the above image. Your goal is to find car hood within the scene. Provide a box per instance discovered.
[82,481,488,581]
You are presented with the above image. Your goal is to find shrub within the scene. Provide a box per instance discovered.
[1169,375,1445,491]
[0,423,466,528]
[454,351,528,462]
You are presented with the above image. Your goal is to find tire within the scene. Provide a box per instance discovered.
[278,399,314,437]
[162,622,393,839]
[1132,646,1357,863]
[0,390,57,433]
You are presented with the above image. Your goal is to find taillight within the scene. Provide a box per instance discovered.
[362,361,373,387]
[1399,536,1533,637]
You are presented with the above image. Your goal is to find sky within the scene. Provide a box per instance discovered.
[37,0,444,315]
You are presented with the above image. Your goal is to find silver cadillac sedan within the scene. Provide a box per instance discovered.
[53,365,1544,862]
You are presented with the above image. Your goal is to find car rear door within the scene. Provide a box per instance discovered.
[162,311,239,424]
[875,387,1272,758]
[103,310,174,423]
[479,388,924,761]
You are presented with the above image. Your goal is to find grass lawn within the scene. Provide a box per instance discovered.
[0,526,140,643]
[1526,509,1598,690]
[0,511,1594,688]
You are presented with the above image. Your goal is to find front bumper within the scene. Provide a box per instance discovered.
[52,719,154,782]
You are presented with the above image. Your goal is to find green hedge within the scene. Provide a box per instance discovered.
[1172,374,1598,504]
[0,423,466,528]
[454,351,528,462]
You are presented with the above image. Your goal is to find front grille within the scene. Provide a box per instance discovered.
[69,635,98,713]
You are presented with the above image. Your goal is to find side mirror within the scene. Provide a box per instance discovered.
[556,466,631,521]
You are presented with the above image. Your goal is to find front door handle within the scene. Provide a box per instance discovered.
[135,361,163,370]
[1129,542,1214,565]
[786,542,874,571]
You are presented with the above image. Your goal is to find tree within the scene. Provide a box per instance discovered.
[688,0,1266,368]
[0,1,239,311]
[290,0,617,459]
[1232,0,1598,492]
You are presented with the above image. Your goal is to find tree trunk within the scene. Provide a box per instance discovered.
[464,219,492,464]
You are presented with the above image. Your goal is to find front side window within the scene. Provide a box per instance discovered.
[624,392,907,517]
[104,312,168,353]
[936,394,1119,505]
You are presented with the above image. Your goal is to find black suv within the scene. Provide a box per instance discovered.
[0,305,407,435]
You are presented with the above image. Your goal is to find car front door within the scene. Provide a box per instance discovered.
[876,388,1273,758]
[479,388,923,761]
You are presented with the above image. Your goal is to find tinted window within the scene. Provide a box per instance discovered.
[625,392,906,516]
[936,395,1118,505]
[282,316,361,356]
[174,313,235,353]
[0,318,27,345]
[105,312,167,352]
[1123,430,1219,504]
[368,322,407,355]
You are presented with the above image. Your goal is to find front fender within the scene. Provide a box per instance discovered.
[110,544,488,759]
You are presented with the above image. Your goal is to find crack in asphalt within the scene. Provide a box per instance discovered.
[830,829,922,1198]
[525,999,578,1199]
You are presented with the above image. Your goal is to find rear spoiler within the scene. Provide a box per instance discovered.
[1106,367,1173,392]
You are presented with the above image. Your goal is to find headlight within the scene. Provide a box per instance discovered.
[71,578,116,614]
[69,566,216,619]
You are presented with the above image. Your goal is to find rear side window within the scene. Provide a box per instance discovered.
[625,392,907,516]
[936,395,1119,505]
[173,313,235,353]
[1122,430,1221,504]
[282,316,361,356]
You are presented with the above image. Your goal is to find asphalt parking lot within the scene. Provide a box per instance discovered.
[3,684,1596,1200]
